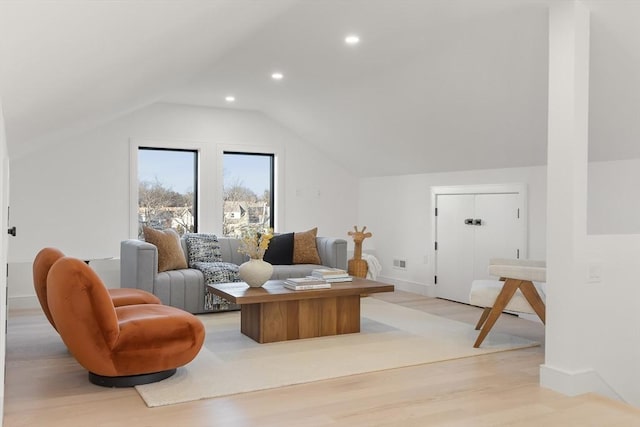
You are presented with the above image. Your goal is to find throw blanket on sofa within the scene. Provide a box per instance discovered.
[191,261,241,312]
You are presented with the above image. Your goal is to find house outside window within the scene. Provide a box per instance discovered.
[222,152,274,237]
[137,147,198,238]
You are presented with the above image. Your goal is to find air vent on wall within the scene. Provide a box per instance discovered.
[393,259,407,269]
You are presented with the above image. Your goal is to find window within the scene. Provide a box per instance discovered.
[137,147,197,238]
[131,142,280,238]
[222,152,274,237]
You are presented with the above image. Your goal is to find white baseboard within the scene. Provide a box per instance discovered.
[377,275,436,297]
[540,364,623,402]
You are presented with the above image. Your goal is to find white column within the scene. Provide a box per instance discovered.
[541,0,592,394]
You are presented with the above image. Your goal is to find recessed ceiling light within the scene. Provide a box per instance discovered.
[345,34,360,45]
[225,95,235,102]
[271,72,284,80]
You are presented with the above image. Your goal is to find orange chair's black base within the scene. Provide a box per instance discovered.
[89,368,177,388]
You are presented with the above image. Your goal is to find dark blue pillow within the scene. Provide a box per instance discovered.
[263,232,294,265]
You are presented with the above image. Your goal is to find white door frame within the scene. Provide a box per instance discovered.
[431,183,529,288]
[1,102,8,421]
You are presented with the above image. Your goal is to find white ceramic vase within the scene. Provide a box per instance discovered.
[238,258,274,287]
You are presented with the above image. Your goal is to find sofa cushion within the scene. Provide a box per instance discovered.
[263,232,294,265]
[184,233,222,266]
[293,228,321,265]
[142,227,188,272]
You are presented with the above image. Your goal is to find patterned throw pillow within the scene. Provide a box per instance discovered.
[142,227,188,272]
[184,233,222,266]
[293,227,322,264]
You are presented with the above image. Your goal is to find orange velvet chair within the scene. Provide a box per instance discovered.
[47,256,205,387]
[33,247,162,331]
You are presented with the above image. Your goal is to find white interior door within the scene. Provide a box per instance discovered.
[435,191,524,304]
[472,193,521,279]
[435,194,475,303]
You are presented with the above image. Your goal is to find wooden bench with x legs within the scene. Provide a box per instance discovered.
[470,258,546,348]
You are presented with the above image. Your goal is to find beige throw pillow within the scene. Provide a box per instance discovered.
[143,227,188,272]
[293,227,321,264]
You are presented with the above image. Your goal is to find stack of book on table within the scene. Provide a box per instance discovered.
[310,268,353,283]
[283,277,331,290]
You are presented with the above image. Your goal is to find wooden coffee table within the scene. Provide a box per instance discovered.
[207,278,394,343]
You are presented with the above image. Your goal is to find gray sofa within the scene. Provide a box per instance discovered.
[120,236,348,314]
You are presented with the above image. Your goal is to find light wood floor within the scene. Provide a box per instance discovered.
[4,291,640,426]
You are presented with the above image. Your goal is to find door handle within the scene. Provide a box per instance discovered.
[473,219,482,226]
[7,226,16,236]
[464,218,473,225]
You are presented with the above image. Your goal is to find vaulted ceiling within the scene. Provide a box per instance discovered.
[1,0,639,176]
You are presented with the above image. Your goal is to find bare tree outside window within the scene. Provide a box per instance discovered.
[138,148,197,238]
[223,152,274,237]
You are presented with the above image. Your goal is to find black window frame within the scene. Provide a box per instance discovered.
[223,151,275,231]
[138,146,199,233]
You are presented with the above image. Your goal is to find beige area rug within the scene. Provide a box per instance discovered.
[136,298,538,407]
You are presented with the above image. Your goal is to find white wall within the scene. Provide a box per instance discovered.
[7,102,358,307]
[358,165,548,295]
[357,158,639,293]
[585,158,640,401]
[588,158,640,235]
[581,234,640,403]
